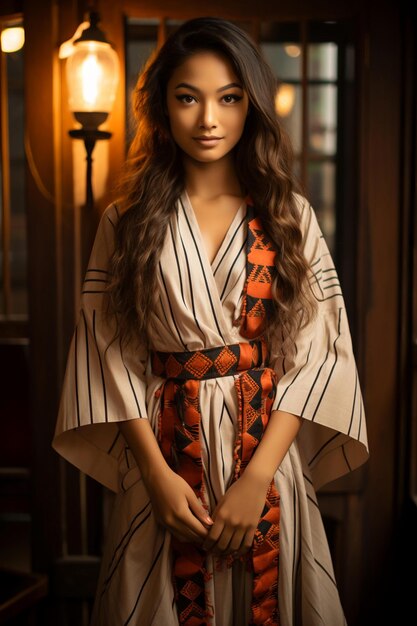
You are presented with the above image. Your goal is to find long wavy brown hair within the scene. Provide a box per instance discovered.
[106,16,318,352]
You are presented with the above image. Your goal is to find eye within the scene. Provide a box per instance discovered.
[175,94,196,104]
[222,94,243,104]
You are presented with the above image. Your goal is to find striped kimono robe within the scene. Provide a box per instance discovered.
[52,190,369,625]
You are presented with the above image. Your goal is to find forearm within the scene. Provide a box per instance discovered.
[118,418,170,483]
[244,409,302,486]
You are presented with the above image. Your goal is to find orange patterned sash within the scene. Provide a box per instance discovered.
[151,201,280,625]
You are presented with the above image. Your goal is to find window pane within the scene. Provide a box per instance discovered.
[276,83,302,154]
[260,22,301,81]
[308,43,338,80]
[125,19,159,145]
[307,160,336,255]
[308,85,337,155]
[260,23,302,155]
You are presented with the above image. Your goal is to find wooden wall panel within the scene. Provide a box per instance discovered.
[358,1,402,622]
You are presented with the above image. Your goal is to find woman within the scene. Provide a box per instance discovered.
[52,16,369,626]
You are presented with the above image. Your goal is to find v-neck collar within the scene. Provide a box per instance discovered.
[181,189,248,272]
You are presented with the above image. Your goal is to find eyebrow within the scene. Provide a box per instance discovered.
[174,82,243,93]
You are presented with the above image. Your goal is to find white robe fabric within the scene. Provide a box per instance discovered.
[52,191,369,625]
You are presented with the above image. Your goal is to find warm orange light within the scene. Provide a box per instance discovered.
[284,44,301,58]
[1,27,25,53]
[66,40,119,114]
[275,84,296,117]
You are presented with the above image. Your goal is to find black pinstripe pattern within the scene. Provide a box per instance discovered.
[124,539,165,625]
[92,309,108,422]
[275,341,313,412]
[81,308,93,423]
[313,557,337,587]
[118,337,144,418]
[107,431,120,454]
[308,432,341,467]
[74,325,80,427]
[347,370,358,436]
[213,212,246,276]
[100,508,153,597]
[158,261,188,349]
[219,401,227,483]
[180,198,226,342]
[341,444,352,471]
[86,268,109,274]
[219,240,246,301]
[357,387,364,439]
[309,308,342,420]
[176,210,205,338]
[168,220,186,306]
[200,418,218,506]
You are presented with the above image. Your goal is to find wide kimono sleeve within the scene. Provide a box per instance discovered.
[51,203,149,493]
[269,194,369,490]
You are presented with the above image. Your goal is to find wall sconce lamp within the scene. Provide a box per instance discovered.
[62,11,119,210]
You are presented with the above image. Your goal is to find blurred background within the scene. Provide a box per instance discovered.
[0,0,415,624]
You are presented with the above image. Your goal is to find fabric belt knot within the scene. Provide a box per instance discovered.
[151,337,280,626]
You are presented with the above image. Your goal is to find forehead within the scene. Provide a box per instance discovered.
[168,51,240,87]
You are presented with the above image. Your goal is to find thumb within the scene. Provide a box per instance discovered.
[187,493,213,526]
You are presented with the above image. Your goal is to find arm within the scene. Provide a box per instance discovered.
[244,409,302,486]
[202,409,301,555]
[118,418,171,484]
[118,419,213,542]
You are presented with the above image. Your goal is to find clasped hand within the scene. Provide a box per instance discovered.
[201,472,269,557]
[145,465,269,557]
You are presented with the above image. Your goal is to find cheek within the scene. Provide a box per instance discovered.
[169,108,195,135]
[227,110,248,136]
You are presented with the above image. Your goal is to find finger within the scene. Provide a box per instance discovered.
[171,520,206,544]
[177,514,209,541]
[177,508,209,539]
[159,510,207,543]
[234,529,254,556]
[225,529,246,555]
[202,520,224,551]
[211,526,235,554]
[187,492,213,527]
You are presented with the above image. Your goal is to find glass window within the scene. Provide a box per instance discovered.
[260,22,302,80]
[260,23,302,156]
[125,18,159,146]
[307,160,336,255]
[308,84,337,155]
[308,42,338,80]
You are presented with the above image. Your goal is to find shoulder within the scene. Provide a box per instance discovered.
[290,192,325,266]
[90,202,122,260]
[96,202,122,239]
[100,202,121,229]
[291,192,319,237]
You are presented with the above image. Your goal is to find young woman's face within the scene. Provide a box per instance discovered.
[166,51,249,164]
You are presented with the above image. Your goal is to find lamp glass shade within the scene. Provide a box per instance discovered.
[66,40,119,115]
[1,27,25,53]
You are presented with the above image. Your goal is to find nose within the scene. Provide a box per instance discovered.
[199,99,217,129]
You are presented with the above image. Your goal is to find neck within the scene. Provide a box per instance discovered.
[182,152,243,199]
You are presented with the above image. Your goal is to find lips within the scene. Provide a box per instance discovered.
[193,135,222,140]
[192,136,223,147]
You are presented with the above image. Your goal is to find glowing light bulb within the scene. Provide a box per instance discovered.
[1,27,25,53]
[80,54,102,105]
